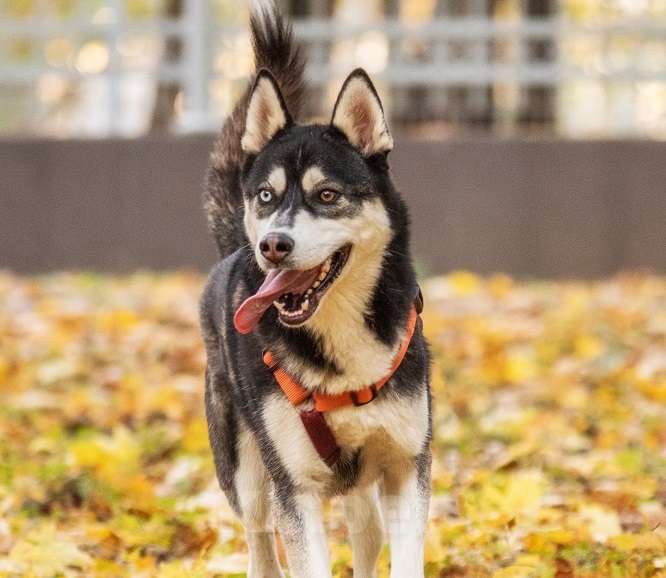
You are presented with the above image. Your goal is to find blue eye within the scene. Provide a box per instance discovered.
[258,189,273,203]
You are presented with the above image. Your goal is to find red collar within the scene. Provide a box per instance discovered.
[263,306,419,413]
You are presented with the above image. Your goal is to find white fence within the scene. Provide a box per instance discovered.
[0,0,664,136]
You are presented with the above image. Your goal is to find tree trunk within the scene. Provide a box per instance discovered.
[443,0,496,130]
[149,0,183,133]
[384,0,403,125]
[519,0,556,129]
[287,0,334,119]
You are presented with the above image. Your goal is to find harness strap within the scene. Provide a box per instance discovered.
[263,307,419,413]
[263,291,422,467]
[299,410,341,467]
[263,352,310,405]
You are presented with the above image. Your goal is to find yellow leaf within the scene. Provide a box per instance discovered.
[182,419,210,454]
[96,309,139,332]
[488,274,514,298]
[70,427,141,480]
[610,531,666,552]
[493,555,545,578]
[492,563,534,578]
[0,356,9,388]
[91,559,126,577]
[524,529,576,553]
[636,378,666,403]
[574,334,603,359]
[8,525,92,578]
[448,271,481,295]
[156,559,207,578]
[505,353,537,383]
[465,470,546,520]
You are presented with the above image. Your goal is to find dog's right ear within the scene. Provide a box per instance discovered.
[241,69,292,154]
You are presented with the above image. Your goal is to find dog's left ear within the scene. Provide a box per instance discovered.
[330,69,393,157]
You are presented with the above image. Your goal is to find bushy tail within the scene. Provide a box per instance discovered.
[204,1,306,258]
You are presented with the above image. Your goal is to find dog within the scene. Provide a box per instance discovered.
[199,4,431,577]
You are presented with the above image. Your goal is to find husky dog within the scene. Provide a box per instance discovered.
[200,4,431,577]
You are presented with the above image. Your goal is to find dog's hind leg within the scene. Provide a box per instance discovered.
[343,483,384,578]
[273,493,332,578]
[382,449,431,578]
[235,427,285,578]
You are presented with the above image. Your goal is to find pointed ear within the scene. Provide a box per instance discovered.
[330,69,393,157]
[241,69,292,154]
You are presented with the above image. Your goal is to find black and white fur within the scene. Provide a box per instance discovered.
[200,4,432,577]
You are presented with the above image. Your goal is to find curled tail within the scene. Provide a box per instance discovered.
[204,2,306,258]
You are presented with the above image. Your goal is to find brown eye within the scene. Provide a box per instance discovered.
[318,190,338,204]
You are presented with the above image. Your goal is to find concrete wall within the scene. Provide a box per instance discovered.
[1,137,664,277]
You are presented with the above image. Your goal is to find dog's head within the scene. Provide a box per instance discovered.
[234,69,395,333]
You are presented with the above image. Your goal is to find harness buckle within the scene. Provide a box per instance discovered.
[350,385,378,407]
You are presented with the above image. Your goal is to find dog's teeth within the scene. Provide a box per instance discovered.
[322,262,331,273]
[313,281,320,289]
[302,299,309,311]
[306,289,313,296]
[273,301,285,311]
[318,271,326,281]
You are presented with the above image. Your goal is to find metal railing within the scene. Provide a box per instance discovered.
[0,0,664,135]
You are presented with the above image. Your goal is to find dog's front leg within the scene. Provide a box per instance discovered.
[274,493,332,578]
[343,483,384,578]
[383,452,431,578]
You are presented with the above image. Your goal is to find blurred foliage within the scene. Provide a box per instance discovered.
[0,271,664,577]
[0,0,663,137]
[564,0,666,21]
[0,0,242,19]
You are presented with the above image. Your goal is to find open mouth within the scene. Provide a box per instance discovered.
[233,244,352,334]
[273,244,351,326]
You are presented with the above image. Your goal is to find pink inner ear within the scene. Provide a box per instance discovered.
[348,96,373,152]
[332,73,392,156]
[256,100,271,131]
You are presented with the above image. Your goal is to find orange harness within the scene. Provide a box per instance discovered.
[262,291,422,467]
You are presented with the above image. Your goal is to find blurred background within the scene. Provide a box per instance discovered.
[1,0,665,275]
[1,4,666,576]
[1,0,665,138]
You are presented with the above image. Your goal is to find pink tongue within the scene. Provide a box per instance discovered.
[234,267,320,334]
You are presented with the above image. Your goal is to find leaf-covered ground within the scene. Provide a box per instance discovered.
[0,272,664,578]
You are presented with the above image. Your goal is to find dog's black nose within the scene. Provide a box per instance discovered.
[259,233,294,264]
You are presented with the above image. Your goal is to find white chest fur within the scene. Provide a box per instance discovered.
[262,387,429,492]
